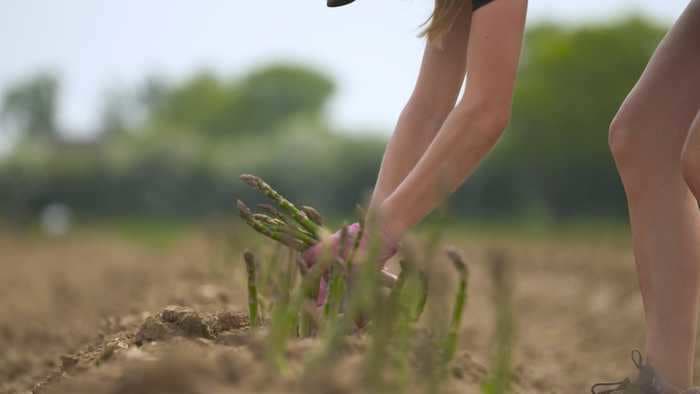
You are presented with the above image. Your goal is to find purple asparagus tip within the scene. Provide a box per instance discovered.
[239,174,259,188]
[237,199,252,216]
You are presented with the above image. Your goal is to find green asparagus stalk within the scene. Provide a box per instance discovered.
[237,200,307,251]
[413,270,429,322]
[240,174,321,238]
[295,251,336,337]
[243,250,260,327]
[325,225,349,319]
[257,207,317,242]
[278,224,317,247]
[252,213,286,228]
[295,255,309,277]
[253,213,313,245]
[388,260,411,306]
[301,205,324,226]
[252,213,316,248]
[257,203,289,223]
[482,249,514,394]
[443,248,469,363]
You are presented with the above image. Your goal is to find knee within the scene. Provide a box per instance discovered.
[608,108,660,194]
[609,111,642,171]
[608,107,669,200]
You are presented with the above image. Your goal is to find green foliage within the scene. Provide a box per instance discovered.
[148,64,335,138]
[491,16,666,218]
[1,72,60,141]
[232,64,335,134]
[0,17,670,224]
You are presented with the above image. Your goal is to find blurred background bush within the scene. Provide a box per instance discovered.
[0,13,667,227]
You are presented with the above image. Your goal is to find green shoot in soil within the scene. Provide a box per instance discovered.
[243,250,260,327]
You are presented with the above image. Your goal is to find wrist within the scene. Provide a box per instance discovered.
[371,201,404,247]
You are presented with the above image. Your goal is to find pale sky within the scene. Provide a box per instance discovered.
[0,1,687,141]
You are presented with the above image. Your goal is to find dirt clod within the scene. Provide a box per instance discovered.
[60,355,78,370]
[135,316,170,344]
[213,310,249,332]
[160,305,213,338]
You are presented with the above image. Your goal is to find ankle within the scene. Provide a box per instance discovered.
[645,352,693,391]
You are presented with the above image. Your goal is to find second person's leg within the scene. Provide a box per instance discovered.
[609,0,700,388]
[682,110,700,199]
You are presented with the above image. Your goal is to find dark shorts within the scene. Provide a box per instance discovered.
[473,0,496,12]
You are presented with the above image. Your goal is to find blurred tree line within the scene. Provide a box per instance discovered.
[0,17,665,224]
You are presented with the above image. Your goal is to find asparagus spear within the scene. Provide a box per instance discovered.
[243,250,260,326]
[256,208,317,241]
[324,224,349,319]
[240,174,321,238]
[257,203,289,224]
[252,213,286,228]
[237,200,307,251]
[413,270,429,322]
[388,260,411,306]
[443,248,469,362]
[252,213,316,247]
[302,206,324,226]
[279,224,317,247]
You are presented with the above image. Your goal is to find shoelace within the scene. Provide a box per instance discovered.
[591,350,644,394]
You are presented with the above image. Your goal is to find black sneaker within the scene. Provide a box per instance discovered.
[327,0,356,7]
[592,350,700,394]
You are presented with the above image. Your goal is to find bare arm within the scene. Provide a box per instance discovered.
[378,0,528,240]
[368,5,472,211]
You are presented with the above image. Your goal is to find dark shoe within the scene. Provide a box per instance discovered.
[327,0,356,7]
[592,350,700,394]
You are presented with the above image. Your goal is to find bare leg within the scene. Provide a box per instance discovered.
[609,1,700,387]
[682,111,700,199]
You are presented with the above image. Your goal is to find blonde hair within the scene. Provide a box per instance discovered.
[420,0,467,44]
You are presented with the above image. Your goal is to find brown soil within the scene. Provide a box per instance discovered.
[2,226,698,393]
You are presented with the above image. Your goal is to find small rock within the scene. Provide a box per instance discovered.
[215,311,249,332]
[161,305,194,323]
[100,344,116,361]
[60,355,78,369]
[178,312,213,339]
[159,305,213,338]
[451,365,464,379]
[136,316,170,344]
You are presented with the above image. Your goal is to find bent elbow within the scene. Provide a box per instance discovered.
[453,99,511,145]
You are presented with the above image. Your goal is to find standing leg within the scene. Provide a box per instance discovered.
[609,0,700,387]
[682,110,700,200]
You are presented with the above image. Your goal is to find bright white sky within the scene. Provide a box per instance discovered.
[0,0,686,141]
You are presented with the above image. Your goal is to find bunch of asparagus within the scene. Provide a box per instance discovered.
[237,174,325,253]
[236,174,407,319]
[236,174,472,370]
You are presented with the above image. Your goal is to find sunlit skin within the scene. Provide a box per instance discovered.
[369,0,528,243]
[304,0,528,265]
[609,0,700,389]
[306,0,700,390]
[683,112,700,199]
